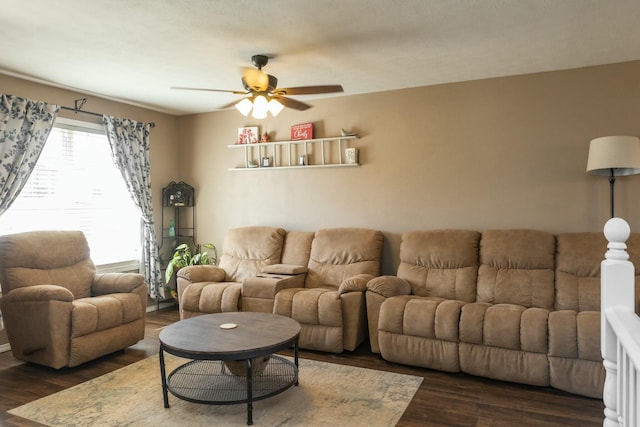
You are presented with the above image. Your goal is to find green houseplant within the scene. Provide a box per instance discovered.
[165,243,217,298]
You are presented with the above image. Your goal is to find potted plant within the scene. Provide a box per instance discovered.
[165,243,217,299]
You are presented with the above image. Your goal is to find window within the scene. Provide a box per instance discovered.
[0,118,141,268]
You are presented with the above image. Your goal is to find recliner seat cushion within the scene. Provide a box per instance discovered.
[378,295,465,372]
[460,303,549,354]
[181,282,242,315]
[72,293,142,337]
[273,287,343,352]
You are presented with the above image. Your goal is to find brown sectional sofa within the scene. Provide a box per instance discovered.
[176,226,384,353]
[366,228,640,399]
[176,224,637,398]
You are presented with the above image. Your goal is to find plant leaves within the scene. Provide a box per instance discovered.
[165,263,174,283]
[191,253,202,265]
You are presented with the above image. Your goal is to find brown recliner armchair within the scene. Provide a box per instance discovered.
[177,226,286,319]
[273,228,384,353]
[0,230,147,368]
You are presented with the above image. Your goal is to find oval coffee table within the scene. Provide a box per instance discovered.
[159,312,300,425]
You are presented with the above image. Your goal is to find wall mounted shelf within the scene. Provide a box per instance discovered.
[227,135,359,170]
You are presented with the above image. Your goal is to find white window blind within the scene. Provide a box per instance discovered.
[0,118,141,266]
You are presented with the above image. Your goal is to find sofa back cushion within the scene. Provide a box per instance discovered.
[397,229,480,302]
[555,232,603,312]
[218,226,285,282]
[281,231,315,266]
[0,230,95,298]
[477,229,555,310]
[556,232,640,312]
[305,228,383,289]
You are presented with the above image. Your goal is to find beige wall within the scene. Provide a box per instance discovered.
[179,61,640,275]
[0,74,181,346]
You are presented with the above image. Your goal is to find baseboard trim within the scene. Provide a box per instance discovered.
[0,343,11,354]
[146,301,176,312]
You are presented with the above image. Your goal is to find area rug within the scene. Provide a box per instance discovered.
[9,354,423,426]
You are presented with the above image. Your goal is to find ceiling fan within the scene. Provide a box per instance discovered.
[171,54,344,118]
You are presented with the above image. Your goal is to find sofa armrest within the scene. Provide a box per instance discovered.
[244,273,306,300]
[339,274,375,294]
[366,275,412,298]
[177,265,226,283]
[92,272,146,295]
[2,285,74,303]
[261,264,308,275]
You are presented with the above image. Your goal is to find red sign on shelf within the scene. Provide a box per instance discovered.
[290,123,313,141]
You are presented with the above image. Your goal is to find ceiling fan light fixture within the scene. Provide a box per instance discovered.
[173,55,344,115]
[251,95,269,119]
[268,98,284,116]
[235,98,252,116]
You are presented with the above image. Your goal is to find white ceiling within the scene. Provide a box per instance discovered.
[2,0,640,116]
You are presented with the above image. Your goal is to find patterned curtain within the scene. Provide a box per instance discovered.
[102,115,164,299]
[0,94,60,216]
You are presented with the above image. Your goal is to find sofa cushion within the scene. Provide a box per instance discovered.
[555,233,604,312]
[548,310,600,361]
[0,230,96,298]
[396,230,480,302]
[280,231,315,266]
[379,295,464,342]
[273,287,343,352]
[71,293,141,337]
[460,302,549,354]
[305,228,383,289]
[377,295,466,373]
[477,229,555,310]
[218,226,285,282]
[555,232,640,312]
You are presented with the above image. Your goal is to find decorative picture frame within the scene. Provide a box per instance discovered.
[345,147,359,164]
[290,123,313,141]
[237,126,259,144]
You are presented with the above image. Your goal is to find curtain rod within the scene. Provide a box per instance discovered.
[60,99,156,128]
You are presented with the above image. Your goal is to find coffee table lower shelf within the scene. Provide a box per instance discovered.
[166,355,297,404]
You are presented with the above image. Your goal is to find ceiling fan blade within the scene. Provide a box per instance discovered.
[219,98,247,109]
[276,96,312,111]
[275,85,344,96]
[171,86,247,95]
[242,68,269,91]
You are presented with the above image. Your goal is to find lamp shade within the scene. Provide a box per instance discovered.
[235,98,253,117]
[586,136,640,177]
[268,98,284,116]
[251,95,268,119]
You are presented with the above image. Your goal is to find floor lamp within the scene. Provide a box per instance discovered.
[587,136,640,218]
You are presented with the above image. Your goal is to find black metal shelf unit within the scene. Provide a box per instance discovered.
[160,181,196,256]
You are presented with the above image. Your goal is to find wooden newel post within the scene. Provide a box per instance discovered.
[601,217,635,427]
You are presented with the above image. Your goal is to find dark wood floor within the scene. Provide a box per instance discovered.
[0,307,604,426]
